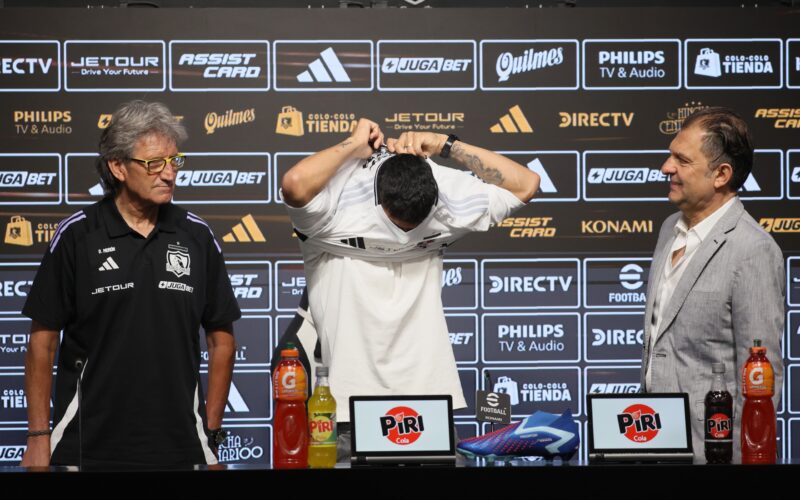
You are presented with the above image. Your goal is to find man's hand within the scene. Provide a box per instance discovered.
[347,118,385,160]
[387,132,446,158]
[20,436,50,468]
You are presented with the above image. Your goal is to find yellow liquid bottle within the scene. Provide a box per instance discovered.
[308,366,337,468]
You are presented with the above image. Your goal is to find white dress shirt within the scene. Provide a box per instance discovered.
[646,196,737,388]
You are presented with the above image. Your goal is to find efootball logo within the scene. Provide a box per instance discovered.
[380,406,425,446]
[617,404,662,443]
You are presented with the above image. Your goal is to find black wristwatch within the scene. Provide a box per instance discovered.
[439,134,459,159]
[208,428,228,448]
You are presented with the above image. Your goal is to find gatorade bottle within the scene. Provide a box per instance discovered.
[704,363,733,464]
[741,339,776,464]
[273,344,309,469]
[307,366,337,468]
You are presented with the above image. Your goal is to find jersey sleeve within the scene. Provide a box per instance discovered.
[22,222,78,330]
[431,158,525,232]
[283,157,360,239]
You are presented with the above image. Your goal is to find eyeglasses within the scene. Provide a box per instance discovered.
[127,153,186,174]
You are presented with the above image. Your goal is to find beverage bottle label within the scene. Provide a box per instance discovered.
[309,412,337,445]
[743,360,774,397]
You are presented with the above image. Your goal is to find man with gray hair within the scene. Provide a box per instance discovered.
[21,101,240,468]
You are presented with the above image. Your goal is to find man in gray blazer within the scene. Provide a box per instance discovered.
[641,107,784,462]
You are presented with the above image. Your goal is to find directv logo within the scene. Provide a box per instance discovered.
[587,168,666,184]
[589,383,640,394]
[488,275,572,293]
[297,47,351,83]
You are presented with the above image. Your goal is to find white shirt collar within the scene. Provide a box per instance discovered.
[673,195,737,242]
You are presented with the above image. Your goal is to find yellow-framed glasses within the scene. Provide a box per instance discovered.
[127,153,186,174]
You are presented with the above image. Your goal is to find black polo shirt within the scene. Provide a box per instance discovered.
[23,197,241,466]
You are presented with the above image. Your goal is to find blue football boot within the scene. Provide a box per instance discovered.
[456,409,579,461]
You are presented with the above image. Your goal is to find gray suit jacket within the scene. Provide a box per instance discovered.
[641,197,785,461]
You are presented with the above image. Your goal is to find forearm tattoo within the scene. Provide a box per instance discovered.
[338,139,353,150]
[451,142,504,185]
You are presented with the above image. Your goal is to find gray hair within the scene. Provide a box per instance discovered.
[95,100,187,196]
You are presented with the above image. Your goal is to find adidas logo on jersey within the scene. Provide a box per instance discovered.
[297,47,351,83]
[222,214,266,243]
[99,256,119,271]
[490,105,533,133]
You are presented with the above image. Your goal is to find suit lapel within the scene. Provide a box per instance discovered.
[654,198,744,341]
[643,230,674,348]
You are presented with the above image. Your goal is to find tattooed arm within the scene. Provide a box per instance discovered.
[282,118,384,207]
[387,132,540,202]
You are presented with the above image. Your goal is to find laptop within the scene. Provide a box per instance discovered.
[587,393,694,463]
[349,395,456,466]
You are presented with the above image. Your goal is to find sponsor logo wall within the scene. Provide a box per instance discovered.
[0,8,798,462]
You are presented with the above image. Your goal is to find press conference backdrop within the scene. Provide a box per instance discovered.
[0,7,799,464]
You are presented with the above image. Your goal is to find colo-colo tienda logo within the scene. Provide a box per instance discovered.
[380,406,425,445]
[617,404,662,443]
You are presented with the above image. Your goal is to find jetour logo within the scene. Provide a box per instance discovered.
[380,406,425,445]
[617,404,662,443]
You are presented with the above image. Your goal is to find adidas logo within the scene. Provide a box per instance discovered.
[527,158,557,194]
[89,183,104,196]
[225,382,251,413]
[740,173,761,192]
[98,256,119,271]
[222,214,266,243]
[297,47,351,83]
[490,105,533,133]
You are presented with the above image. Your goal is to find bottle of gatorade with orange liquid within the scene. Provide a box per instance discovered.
[741,339,776,464]
[273,343,308,469]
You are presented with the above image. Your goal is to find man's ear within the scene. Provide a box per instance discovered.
[714,162,734,190]
[107,159,127,183]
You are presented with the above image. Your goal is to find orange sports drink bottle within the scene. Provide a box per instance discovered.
[308,366,337,468]
[273,344,308,469]
[741,339,776,464]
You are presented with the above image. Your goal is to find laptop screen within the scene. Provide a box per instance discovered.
[587,393,693,454]
[350,395,455,456]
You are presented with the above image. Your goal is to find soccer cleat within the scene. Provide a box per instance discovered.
[456,409,579,461]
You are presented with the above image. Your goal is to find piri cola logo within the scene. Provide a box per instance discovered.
[617,404,662,443]
[380,406,425,446]
[707,413,732,439]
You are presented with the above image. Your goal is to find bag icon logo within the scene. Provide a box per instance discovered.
[276,106,304,137]
[5,216,33,247]
[694,48,722,78]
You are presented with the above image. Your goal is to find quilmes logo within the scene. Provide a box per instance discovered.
[488,274,572,294]
[13,110,72,135]
[490,105,533,133]
[222,215,266,243]
[205,108,256,135]
[380,406,425,445]
[754,108,800,129]
[496,46,564,82]
[297,47,350,83]
[617,404,662,443]
[659,102,708,135]
[441,267,463,287]
[760,218,800,233]
[384,112,464,132]
[588,383,641,394]
[497,217,557,238]
[587,168,666,184]
[581,219,653,234]
[559,112,634,128]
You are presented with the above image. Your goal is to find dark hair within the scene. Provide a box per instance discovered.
[377,154,438,227]
[96,100,187,196]
[681,106,753,192]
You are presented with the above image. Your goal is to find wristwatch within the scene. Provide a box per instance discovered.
[207,428,228,448]
[439,134,459,159]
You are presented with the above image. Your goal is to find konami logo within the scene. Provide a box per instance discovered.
[617,404,662,443]
[380,406,425,446]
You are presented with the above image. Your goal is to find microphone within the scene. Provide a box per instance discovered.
[74,358,85,471]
